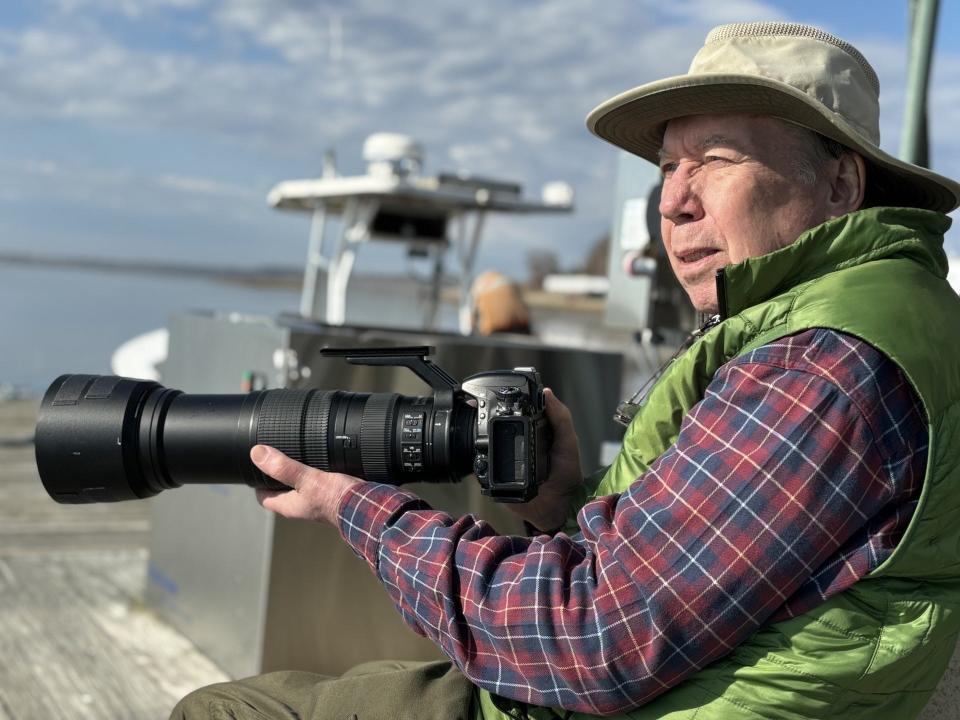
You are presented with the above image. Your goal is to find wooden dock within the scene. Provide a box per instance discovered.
[0,399,228,720]
[7,396,960,719]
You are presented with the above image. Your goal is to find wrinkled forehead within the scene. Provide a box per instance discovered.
[658,114,805,158]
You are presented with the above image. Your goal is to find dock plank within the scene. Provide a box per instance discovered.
[0,550,227,719]
[0,400,228,719]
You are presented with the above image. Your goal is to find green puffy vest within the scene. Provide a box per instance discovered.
[477,207,960,720]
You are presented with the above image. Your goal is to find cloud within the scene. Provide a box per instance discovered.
[930,52,960,175]
[2,0,958,271]
[660,0,790,27]
[51,0,206,18]
[157,173,257,198]
[0,156,259,214]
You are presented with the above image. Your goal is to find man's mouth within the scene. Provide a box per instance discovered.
[677,249,719,264]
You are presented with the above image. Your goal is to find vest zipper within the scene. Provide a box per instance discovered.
[715,268,729,320]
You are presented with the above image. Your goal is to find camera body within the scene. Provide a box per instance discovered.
[460,368,549,502]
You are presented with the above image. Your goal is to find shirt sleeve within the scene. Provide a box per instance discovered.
[336,330,924,715]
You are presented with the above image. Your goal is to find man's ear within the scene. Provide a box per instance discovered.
[828,152,866,216]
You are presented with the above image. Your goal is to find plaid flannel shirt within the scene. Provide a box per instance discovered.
[338,328,927,715]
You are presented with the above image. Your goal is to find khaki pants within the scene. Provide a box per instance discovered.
[169,660,475,720]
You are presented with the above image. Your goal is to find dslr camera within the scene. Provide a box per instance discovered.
[35,346,551,505]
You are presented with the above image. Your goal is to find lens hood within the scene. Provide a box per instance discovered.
[35,374,171,503]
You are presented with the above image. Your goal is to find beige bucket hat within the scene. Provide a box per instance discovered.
[587,21,960,213]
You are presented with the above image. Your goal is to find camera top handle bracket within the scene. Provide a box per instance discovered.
[319,346,459,396]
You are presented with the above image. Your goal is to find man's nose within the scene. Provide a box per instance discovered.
[659,166,703,224]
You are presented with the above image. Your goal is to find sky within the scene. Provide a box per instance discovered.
[1,0,958,281]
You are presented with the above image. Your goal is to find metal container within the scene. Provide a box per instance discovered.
[146,311,623,678]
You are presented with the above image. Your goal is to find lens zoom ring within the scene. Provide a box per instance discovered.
[256,390,312,462]
[360,394,397,483]
[303,391,335,471]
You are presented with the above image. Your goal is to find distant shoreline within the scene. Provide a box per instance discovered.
[0,250,609,315]
[0,251,304,291]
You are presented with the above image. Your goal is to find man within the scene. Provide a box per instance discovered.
[173,21,960,720]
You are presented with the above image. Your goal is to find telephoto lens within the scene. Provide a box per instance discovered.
[34,374,476,504]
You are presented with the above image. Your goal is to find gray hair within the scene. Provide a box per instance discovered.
[782,122,848,185]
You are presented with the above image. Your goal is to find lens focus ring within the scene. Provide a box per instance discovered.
[303,391,336,471]
[360,394,397,483]
[256,390,312,462]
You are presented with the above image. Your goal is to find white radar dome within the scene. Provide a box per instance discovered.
[363,133,424,177]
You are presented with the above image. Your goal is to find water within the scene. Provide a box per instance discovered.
[0,265,302,394]
[0,264,466,395]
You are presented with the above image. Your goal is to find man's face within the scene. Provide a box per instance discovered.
[658,114,834,313]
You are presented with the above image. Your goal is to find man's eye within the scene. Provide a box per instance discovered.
[705,155,733,165]
[660,162,677,177]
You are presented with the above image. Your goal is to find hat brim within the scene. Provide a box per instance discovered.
[587,74,960,213]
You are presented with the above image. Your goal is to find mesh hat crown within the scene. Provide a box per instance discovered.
[586,21,960,212]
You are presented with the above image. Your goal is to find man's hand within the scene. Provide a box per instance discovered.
[508,388,583,532]
[251,445,361,525]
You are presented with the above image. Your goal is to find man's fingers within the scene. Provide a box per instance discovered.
[250,445,312,491]
[256,488,280,508]
[544,387,571,419]
[251,445,362,524]
[544,388,576,443]
[257,488,308,517]
[255,474,323,519]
